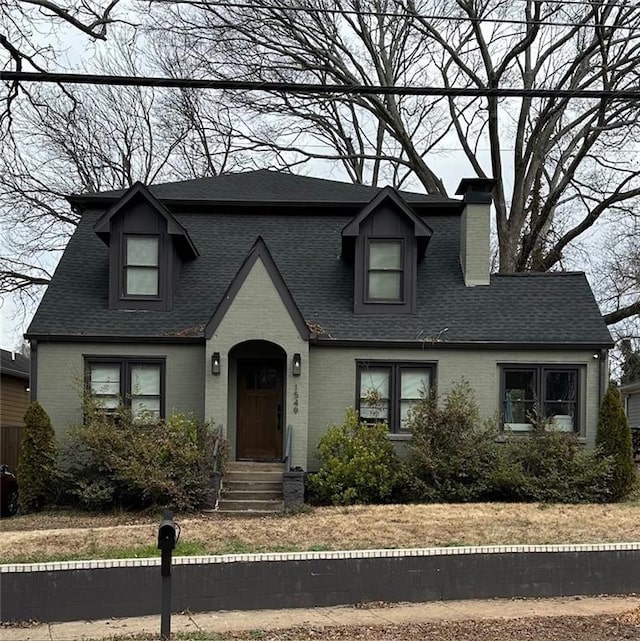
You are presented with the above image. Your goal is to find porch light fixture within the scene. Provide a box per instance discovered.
[211,352,221,375]
[292,353,302,376]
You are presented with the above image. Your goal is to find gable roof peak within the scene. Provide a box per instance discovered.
[93,182,199,259]
[341,187,433,261]
[205,235,309,341]
[343,187,433,236]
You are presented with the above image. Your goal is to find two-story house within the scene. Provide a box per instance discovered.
[26,170,613,473]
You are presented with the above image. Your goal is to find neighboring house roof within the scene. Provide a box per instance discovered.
[28,171,613,347]
[620,381,640,395]
[0,349,30,380]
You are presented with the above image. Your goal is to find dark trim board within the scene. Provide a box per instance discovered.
[311,339,615,349]
[205,236,310,341]
[29,339,37,402]
[3,545,640,623]
[25,335,205,344]
[23,336,613,349]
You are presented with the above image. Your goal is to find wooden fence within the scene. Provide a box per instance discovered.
[0,425,24,472]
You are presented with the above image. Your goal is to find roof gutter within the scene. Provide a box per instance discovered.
[24,334,613,349]
[310,338,615,350]
[24,334,205,344]
[1,367,30,379]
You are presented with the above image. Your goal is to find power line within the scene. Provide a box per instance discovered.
[512,0,640,8]
[148,0,640,32]
[4,70,640,100]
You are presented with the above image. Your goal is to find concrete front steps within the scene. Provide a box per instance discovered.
[217,461,285,515]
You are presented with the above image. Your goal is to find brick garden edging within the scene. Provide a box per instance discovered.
[3,543,640,623]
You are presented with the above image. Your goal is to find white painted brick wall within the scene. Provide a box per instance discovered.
[461,203,490,286]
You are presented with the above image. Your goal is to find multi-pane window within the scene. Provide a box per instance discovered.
[130,364,162,417]
[502,365,579,432]
[357,362,434,433]
[87,358,164,419]
[367,240,403,301]
[89,363,121,410]
[124,236,159,297]
[359,367,391,424]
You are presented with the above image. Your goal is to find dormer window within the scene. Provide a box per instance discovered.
[124,236,160,297]
[93,182,199,312]
[367,239,403,302]
[342,188,432,315]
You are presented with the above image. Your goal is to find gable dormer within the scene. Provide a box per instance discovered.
[342,187,432,314]
[93,182,198,311]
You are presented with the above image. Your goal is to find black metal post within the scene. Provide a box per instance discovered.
[158,509,175,641]
[160,552,172,641]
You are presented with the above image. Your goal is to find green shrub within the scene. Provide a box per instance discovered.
[407,383,613,504]
[497,412,613,503]
[59,398,226,511]
[307,409,404,505]
[407,382,501,502]
[17,402,58,512]
[596,384,635,501]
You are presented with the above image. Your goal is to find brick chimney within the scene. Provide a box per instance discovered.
[456,178,496,287]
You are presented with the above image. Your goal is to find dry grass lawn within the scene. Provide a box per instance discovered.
[2,502,640,564]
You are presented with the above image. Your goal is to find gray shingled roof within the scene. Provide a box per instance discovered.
[28,171,612,346]
[72,169,456,205]
[1,349,30,379]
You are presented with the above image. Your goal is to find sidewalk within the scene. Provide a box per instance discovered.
[4,595,640,640]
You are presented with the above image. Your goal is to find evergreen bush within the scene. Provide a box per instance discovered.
[307,408,404,505]
[596,384,635,501]
[17,401,58,512]
[407,382,614,504]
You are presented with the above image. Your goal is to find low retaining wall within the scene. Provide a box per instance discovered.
[3,543,640,623]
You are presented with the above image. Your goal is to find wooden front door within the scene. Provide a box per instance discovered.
[237,359,284,461]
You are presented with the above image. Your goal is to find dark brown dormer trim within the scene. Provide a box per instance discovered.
[93,182,199,260]
[93,182,200,312]
[342,187,432,262]
[343,188,428,315]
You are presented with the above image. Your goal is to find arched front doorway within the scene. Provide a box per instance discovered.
[229,340,286,461]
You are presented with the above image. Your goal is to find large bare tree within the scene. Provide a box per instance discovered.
[0,35,256,312]
[152,0,640,326]
[5,0,640,333]
[1,0,126,132]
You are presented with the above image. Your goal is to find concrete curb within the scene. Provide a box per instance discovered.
[2,596,640,641]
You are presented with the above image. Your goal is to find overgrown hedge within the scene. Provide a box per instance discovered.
[57,399,226,511]
[310,382,623,506]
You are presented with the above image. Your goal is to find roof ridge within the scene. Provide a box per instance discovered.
[73,169,456,203]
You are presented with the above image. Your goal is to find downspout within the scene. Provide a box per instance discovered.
[598,348,609,401]
[29,339,37,403]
